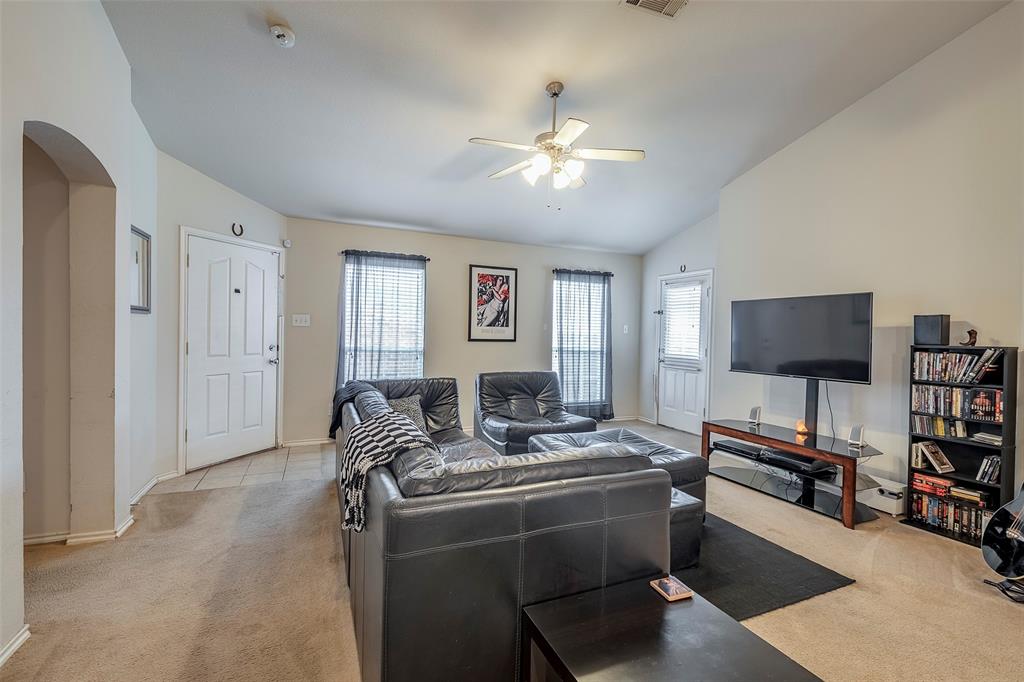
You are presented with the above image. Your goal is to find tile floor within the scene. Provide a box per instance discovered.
[148,443,336,494]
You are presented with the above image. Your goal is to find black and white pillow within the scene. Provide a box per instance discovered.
[388,395,428,435]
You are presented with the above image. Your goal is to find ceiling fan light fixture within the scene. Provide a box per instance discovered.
[552,167,571,190]
[522,165,543,186]
[530,153,552,175]
[564,158,584,180]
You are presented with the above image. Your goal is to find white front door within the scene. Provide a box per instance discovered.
[185,235,280,470]
[657,273,711,434]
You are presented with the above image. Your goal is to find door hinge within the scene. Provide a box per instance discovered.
[185,341,189,355]
[184,429,188,442]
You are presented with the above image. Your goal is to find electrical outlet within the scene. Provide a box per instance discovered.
[291,314,311,327]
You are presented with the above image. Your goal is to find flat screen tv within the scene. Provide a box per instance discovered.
[731,293,873,384]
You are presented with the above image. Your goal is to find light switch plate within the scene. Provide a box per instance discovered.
[623,324,629,334]
[291,314,311,327]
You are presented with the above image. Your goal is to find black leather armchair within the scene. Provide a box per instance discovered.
[336,378,671,682]
[474,371,597,455]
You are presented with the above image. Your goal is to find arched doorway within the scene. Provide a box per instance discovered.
[22,122,122,544]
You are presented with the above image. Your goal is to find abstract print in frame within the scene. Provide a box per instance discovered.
[468,264,517,342]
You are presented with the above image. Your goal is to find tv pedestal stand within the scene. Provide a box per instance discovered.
[700,392,882,529]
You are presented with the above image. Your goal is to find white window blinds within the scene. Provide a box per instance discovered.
[341,252,426,382]
[661,281,703,365]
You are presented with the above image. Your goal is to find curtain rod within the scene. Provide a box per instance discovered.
[339,249,430,262]
[553,268,614,277]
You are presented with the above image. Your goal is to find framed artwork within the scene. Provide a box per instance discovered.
[468,264,517,342]
[130,226,151,313]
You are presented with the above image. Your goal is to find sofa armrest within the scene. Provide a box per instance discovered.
[396,443,651,497]
[478,413,513,442]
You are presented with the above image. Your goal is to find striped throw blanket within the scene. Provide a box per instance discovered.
[340,410,437,532]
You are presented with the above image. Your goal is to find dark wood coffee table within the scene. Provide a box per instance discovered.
[521,579,819,681]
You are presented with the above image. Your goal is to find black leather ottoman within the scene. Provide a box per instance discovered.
[670,488,703,570]
[529,428,709,501]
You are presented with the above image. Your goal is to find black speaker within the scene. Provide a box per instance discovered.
[914,315,950,345]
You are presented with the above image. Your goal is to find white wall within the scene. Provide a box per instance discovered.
[637,213,718,422]
[153,151,287,470]
[639,4,1024,485]
[22,138,71,542]
[1,0,135,655]
[129,111,162,498]
[282,218,643,442]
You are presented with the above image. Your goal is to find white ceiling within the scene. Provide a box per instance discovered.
[104,1,1004,253]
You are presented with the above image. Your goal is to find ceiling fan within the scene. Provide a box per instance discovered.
[469,81,645,190]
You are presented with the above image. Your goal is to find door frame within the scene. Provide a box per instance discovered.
[177,225,285,475]
[654,269,714,431]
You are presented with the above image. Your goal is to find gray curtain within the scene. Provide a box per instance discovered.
[336,250,427,387]
[553,269,614,420]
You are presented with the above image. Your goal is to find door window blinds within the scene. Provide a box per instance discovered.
[661,280,703,366]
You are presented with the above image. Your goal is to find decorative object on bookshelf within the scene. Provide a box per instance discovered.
[981,485,1024,583]
[960,329,978,347]
[913,314,950,345]
[903,345,1017,547]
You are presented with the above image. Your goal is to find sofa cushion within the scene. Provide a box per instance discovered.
[477,371,566,420]
[529,428,708,487]
[480,413,597,445]
[431,427,498,463]
[388,395,428,434]
[369,377,461,434]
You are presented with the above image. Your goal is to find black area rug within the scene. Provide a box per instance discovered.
[674,514,854,621]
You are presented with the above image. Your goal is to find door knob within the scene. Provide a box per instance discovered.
[268,358,279,365]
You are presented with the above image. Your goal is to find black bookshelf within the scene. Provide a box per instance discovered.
[901,345,1017,547]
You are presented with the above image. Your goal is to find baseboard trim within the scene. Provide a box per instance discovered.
[24,532,68,546]
[282,438,331,448]
[65,528,117,546]
[115,515,135,538]
[130,470,180,505]
[0,625,30,668]
[605,416,640,422]
[635,416,656,425]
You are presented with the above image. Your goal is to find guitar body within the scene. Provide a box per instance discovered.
[981,489,1024,579]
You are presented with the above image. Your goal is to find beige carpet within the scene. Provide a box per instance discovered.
[2,479,359,681]
[6,423,1024,681]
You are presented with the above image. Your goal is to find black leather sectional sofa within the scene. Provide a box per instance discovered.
[335,377,705,682]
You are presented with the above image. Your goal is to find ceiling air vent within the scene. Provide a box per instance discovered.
[621,0,688,19]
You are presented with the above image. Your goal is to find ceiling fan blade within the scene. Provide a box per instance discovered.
[469,137,537,152]
[552,118,590,146]
[573,148,645,162]
[488,159,533,179]
[569,176,586,190]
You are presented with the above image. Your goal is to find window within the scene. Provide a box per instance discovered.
[339,251,426,383]
[661,280,703,367]
[552,269,614,420]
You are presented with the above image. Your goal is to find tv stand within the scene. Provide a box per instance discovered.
[700,418,882,529]
[803,378,819,434]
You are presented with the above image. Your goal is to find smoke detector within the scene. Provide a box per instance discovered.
[270,24,295,48]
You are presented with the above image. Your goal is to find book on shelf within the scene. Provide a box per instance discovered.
[911,414,967,438]
[970,432,1003,446]
[911,441,954,473]
[976,455,1001,484]
[912,349,1003,384]
[909,491,993,542]
[911,385,1003,423]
